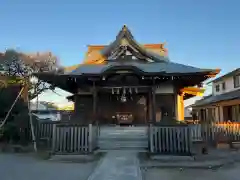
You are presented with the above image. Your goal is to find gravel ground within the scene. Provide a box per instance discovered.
[0,154,98,180]
[142,163,240,180]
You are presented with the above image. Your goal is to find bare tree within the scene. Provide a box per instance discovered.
[0,49,64,99]
[0,50,64,148]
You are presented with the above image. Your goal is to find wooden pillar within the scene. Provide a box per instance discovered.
[92,81,97,124]
[148,89,152,123]
[146,92,149,123]
[152,86,156,123]
[175,92,184,121]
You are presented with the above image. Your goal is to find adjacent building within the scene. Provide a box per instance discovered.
[192,68,240,122]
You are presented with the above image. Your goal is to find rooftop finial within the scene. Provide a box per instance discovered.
[122,24,128,31]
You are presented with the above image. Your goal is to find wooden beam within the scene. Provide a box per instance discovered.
[180,87,205,97]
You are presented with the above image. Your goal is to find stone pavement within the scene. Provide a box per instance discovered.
[142,163,240,180]
[87,151,143,180]
[140,149,240,169]
[0,153,97,180]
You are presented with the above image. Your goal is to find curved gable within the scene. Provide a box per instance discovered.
[83,25,168,64]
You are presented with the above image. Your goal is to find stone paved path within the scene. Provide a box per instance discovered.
[143,163,240,180]
[88,151,142,180]
[0,154,97,180]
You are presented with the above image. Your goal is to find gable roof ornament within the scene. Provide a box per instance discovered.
[101,25,169,63]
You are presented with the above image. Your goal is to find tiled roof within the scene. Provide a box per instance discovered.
[69,60,216,75]
[192,89,240,107]
[99,25,168,63]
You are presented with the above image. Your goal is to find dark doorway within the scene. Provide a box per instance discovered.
[97,92,147,125]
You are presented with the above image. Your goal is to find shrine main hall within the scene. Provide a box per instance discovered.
[37,25,220,125]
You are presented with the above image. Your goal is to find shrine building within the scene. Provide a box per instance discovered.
[36,25,220,125]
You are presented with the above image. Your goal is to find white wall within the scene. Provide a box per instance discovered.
[213,76,240,95]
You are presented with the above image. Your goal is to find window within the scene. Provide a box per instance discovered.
[215,84,220,92]
[222,82,226,90]
[234,74,240,88]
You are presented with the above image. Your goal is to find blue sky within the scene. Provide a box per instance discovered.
[1,0,239,106]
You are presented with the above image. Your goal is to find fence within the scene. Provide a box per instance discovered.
[52,123,99,154]
[189,122,240,143]
[149,125,192,155]
[189,124,202,141]
[34,120,99,154]
[34,120,56,148]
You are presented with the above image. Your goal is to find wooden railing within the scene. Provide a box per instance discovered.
[35,121,55,138]
[52,123,99,154]
[52,124,89,153]
[34,120,99,154]
[149,125,192,155]
[34,120,56,148]
[189,122,240,143]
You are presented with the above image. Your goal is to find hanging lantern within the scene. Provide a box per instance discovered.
[117,88,120,94]
[112,88,114,94]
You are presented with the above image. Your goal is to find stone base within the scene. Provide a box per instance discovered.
[49,152,104,163]
[150,155,194,161]
[192,141,208,155]
[217,143,230,149]
[232,142,240,149]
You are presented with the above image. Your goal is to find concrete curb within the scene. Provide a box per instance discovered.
[150,155,195,161]
[48,152,105,163]
[141,159,239,169]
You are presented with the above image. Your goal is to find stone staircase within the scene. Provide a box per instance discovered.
[97,126,148,151]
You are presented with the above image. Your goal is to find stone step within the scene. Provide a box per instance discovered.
[98,137,148,141]
[98,126,148,150]
[99,131,147,134]
[99,132,147,136]
[99,133,147,136]
[98,140,148,145]
[99,128,148,133]
[96,149,148,153]
[98,143,148,147]
[97,147,148,151]
[98,144,148,150]
[99,126,148,129]
[98,136,148,140]
[100,129,147,132]
[98,141,148,149]
[99,136,147,139]
[100,131,147,134]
